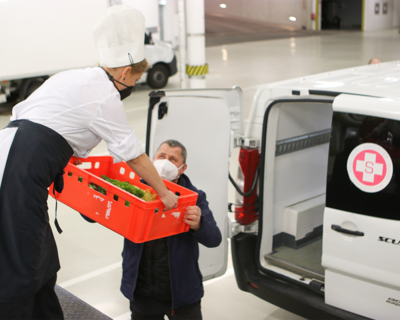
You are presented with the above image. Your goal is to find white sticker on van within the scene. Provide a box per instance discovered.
[347,143,393,193]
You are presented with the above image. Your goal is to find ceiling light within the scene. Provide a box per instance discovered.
[289,16,296,21]
[220,4,227,8]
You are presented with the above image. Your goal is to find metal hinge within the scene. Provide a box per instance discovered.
[229,220,258,238]
[234,137,261,149]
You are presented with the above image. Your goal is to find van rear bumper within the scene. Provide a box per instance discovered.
[231,233,371,320]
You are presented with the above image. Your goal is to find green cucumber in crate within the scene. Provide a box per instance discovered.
[89,175,156,202]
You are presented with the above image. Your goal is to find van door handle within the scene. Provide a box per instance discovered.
[331,224,364,236]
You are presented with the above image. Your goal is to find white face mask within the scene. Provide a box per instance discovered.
[153,159,184,181]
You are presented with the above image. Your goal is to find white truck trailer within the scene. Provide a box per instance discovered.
[0,0,176,106]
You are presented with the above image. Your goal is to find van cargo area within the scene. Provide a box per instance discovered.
[258,99,332,285]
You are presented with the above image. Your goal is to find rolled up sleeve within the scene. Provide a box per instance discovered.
[89,93,144,163]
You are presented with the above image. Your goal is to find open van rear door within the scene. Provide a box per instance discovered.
[323,94,400,320]
[145,88,243,280]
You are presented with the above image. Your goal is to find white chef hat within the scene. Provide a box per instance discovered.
[93,5,145,68]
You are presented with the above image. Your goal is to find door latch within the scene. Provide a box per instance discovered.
[228,220,258,238]
[234,137,260,149]
[158,102,168,120]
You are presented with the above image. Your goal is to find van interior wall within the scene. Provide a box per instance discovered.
[364,0,400,31]
[259,101,333,260]
[204,0,314,30]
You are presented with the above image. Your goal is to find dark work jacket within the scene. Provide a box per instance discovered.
[134,236,172,301]
[121,174,222,309]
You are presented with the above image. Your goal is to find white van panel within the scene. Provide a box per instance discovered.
[148,96,231,280]
[323,208,400,319]
[163,88,244,137]
[333,94,400,120]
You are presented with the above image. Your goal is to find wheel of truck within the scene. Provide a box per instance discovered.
[147,64,169,89]
[20,78,45,101]
[25,80,43,97]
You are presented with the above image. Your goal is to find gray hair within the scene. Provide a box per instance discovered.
[158,140,187,164]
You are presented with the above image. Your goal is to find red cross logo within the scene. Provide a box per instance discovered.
[353,151,386,186]
[347,143,393,193]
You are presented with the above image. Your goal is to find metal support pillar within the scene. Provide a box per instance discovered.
[177,0,187,89]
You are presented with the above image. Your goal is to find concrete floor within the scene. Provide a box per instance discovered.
[1,26,400,320]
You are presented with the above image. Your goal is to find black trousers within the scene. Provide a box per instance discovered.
[130,296,202,320]
[0,275,64,320]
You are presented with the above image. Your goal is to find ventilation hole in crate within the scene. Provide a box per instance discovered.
[154,208,159,214]
[114,194,119,201]
[175,191,181,196]
[78,176,83,183]
[119,167,125,175]
[88,182,107,195]
[95,162,100,169]
[129,172,135,179]
[125,200,130,208]
[68,172,73,178]
[80,162,92,169]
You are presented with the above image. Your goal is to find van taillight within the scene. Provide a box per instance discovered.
[235,147,260,225]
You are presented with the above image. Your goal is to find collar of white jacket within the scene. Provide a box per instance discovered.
[92,5,145,68]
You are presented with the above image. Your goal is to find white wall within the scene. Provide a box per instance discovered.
[205,0,314,30]
[364,0,400,31]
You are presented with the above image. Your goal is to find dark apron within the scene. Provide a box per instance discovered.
[0,120,73,302]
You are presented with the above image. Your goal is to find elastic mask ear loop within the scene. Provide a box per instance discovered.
[128,53,134,67]
[101,67,130,91]
[176,164,185,180]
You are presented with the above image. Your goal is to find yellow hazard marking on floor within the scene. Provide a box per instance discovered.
[186,64,209,76]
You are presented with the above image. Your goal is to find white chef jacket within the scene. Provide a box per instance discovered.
[10,67,143,163]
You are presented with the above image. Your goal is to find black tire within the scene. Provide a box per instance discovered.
[147,64,169,89]
[25,80,43,98]
[19,77,45,101]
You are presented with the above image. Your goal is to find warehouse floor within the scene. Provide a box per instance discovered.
[1,26,400,319]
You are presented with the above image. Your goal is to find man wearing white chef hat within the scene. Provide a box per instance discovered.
[0,5,177,319]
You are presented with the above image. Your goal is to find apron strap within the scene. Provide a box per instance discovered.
[52,169,66,234]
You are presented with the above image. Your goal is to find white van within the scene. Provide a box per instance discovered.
[145,61,400,320]
[141,32,177,89]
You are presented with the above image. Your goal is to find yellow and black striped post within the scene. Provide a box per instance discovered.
[186,64,209,76]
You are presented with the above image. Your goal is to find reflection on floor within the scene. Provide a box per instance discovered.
[266,238,324,282]
[205,12,339,47]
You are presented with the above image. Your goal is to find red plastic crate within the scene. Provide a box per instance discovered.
[49,156,198,243]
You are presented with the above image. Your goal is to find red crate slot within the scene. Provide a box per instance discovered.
[49,156,198,243]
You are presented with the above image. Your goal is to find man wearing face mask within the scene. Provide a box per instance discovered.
[120,140,222,320]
